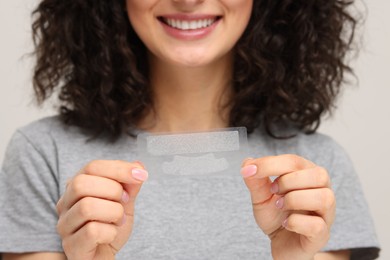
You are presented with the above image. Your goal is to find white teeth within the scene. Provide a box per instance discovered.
[197,20,203,28]
[164,18,217,30]
[189,21,198,30]
[182,21,189,30]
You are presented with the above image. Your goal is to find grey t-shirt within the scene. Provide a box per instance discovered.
[0,116,380,259]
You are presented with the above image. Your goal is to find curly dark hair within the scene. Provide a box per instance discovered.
[31,0,358,139]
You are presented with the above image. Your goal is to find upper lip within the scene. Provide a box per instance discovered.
[158,14,222,21]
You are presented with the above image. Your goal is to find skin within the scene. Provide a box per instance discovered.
[4,0,351,259]
[127,0,253,67]
[129,0,253,132]
[241,156,349,259]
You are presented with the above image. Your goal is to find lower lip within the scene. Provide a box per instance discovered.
[159,19,221,40]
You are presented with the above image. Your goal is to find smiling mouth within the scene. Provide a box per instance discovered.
[158,17,222,30]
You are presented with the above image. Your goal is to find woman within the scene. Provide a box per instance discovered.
[0,0,380,259]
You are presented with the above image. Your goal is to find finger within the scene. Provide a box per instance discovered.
[62,222,118,259]
[271,166,331,195]
[57,197,124,237]
[84,162,147,214]
[61,160,148,215]
[242,154,316,179]
[61,174,124,211]
[283,213,330,249]
[122,181,143,215]
[240,164,286,235]
[241,165,273,206]
[80,160,148,184]
[56,197,64,216]
[276,188,335,225]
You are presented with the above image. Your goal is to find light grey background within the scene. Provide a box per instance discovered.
[0,0,389,258]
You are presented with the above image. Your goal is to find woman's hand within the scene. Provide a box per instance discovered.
[241,155,335,260]
[56,160,148,260]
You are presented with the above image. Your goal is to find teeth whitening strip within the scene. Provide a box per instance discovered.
[137,127,249,178]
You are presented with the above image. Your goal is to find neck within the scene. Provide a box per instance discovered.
[139,52,234,133]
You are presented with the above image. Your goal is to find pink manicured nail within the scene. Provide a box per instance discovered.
[122,191,130,203]
[132,168,149,181]
[275,197,284,209]
[121,214,127,226]
[240,165,258,178]
[270,182,279,194]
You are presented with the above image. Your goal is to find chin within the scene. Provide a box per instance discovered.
[173,53,227,68]
[164,56,208,68]
[176,59,211,68]
[167,47,218,67]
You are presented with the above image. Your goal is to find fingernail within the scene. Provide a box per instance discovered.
[282,218,288,228]
[121,214,126,226]
[270,182,279,194]
[132,168,149,181]
[240,165,257,178]
[122,191,130,203]
[275,197,284,209]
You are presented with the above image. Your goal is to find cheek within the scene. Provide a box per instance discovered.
[125,0,155,30]
[224,0,253,25]
[126,2,153,47]
[226,0,253,44]
[126,1,143,29]
[223,0,253,10]
[236,0,253,26]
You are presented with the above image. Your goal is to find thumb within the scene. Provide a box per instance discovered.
[112,167,148,253]
[122,166,148,214]
[240,158,273,206]
[240,158,285,234]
